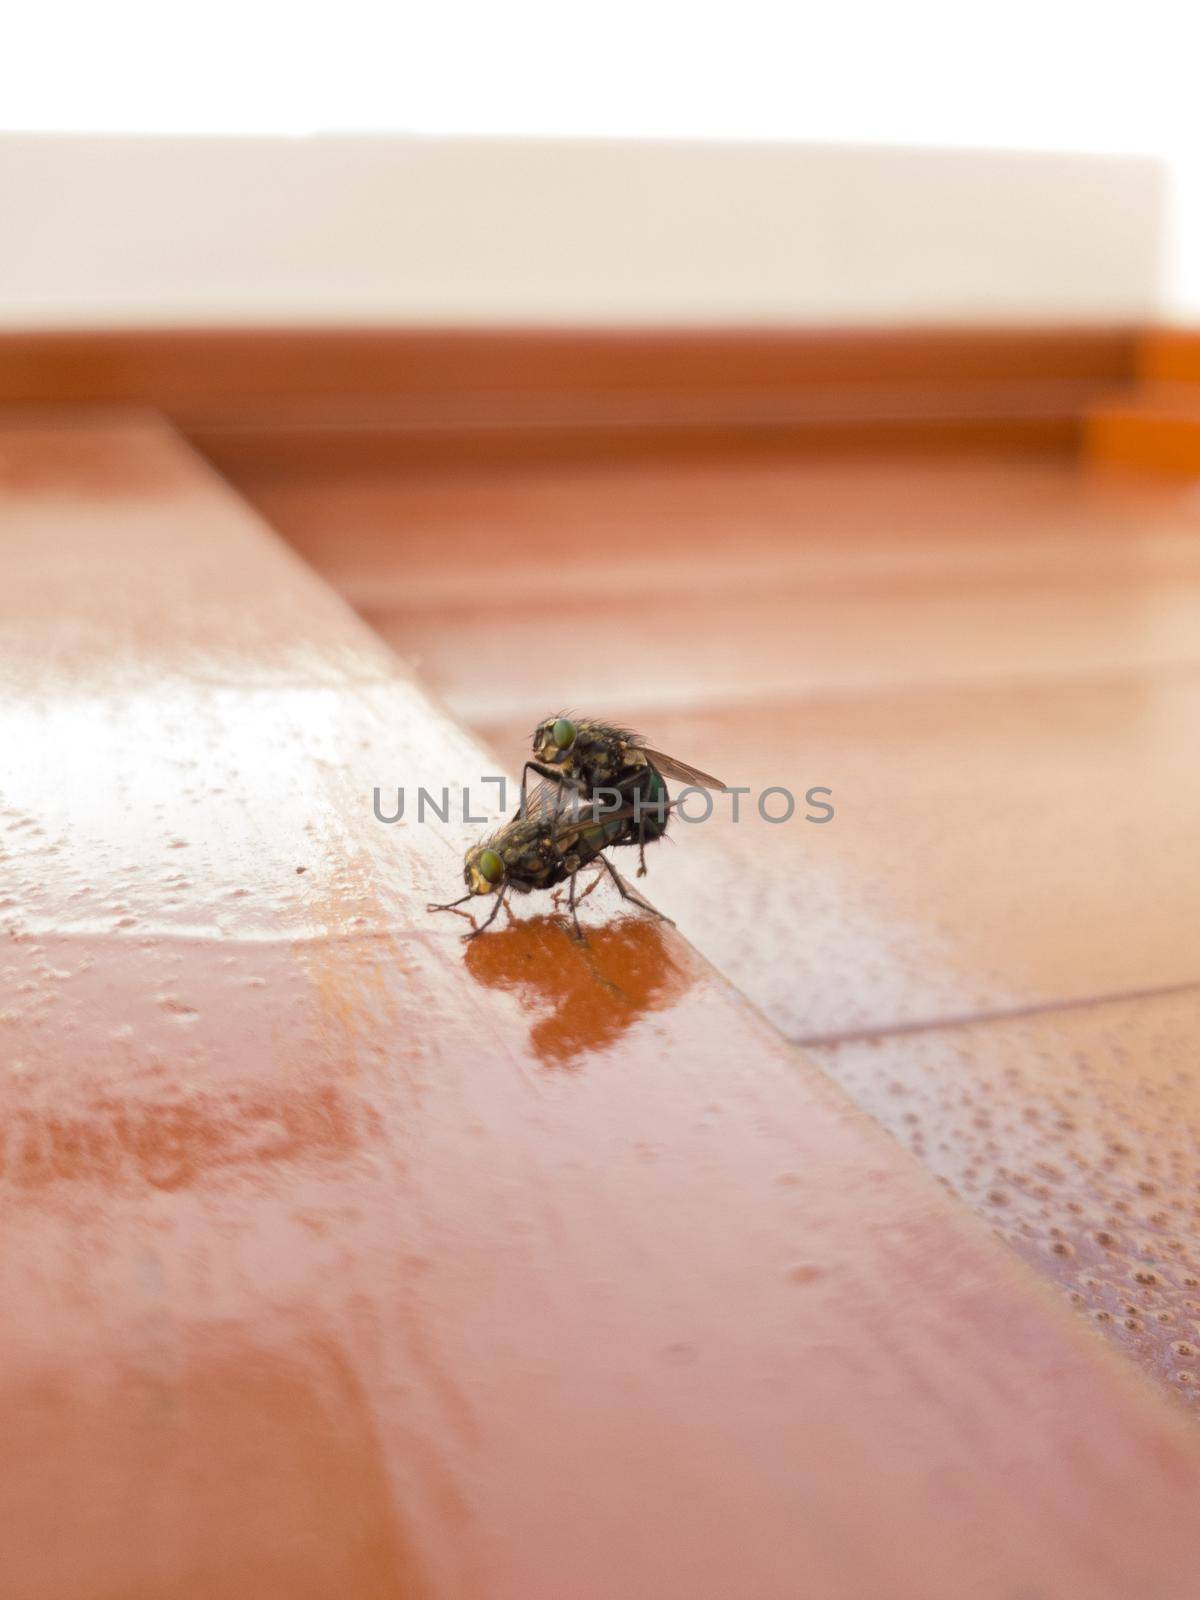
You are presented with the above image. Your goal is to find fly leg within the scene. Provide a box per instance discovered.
[462,891,508,941]
[630,796,649,883]
[566,871,586,942]
[521,762,575,818]
[600,855,674,925]
[426,891,479,932]
[612,772,651,883]
[629,786,648,876]
[556,865,603,912]
[519,762,547,816]
[574,865,606,906]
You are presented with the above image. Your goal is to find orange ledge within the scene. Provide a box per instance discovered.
[0,325,1140,470]
[1086,330,1200,474]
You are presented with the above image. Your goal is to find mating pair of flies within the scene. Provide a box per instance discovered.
[427,715,724,940]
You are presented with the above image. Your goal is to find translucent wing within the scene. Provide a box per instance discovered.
[639,747,725,790]
[520,777,572,822]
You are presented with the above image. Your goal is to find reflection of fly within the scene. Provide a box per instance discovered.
[523,716,724,875]
[427,800,670,942]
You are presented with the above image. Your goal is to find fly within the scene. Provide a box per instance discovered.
[522,716,724,875]
[427,800,671,942]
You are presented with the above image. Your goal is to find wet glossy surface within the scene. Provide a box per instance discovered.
[259,454,1200,1038]
[810,992,1200,1411]
[498,675,1200,1041]
[252,452,1200,1416]
[9,420,1200,1596]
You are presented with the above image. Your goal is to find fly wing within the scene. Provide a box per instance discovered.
[520,777,571,822]
[639,747,725,790]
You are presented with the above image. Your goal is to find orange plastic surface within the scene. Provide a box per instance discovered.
[1087,388,1200,475]
[6,421,1200,1598]
[1139,330,1200,384]
[250,453,1200,1417]
[1087,331,1200,474]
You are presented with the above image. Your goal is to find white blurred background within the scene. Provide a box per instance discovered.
[2,0,1194,323]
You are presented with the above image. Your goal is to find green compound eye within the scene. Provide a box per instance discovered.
[478,848,504,884]
[552,717,576,751]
